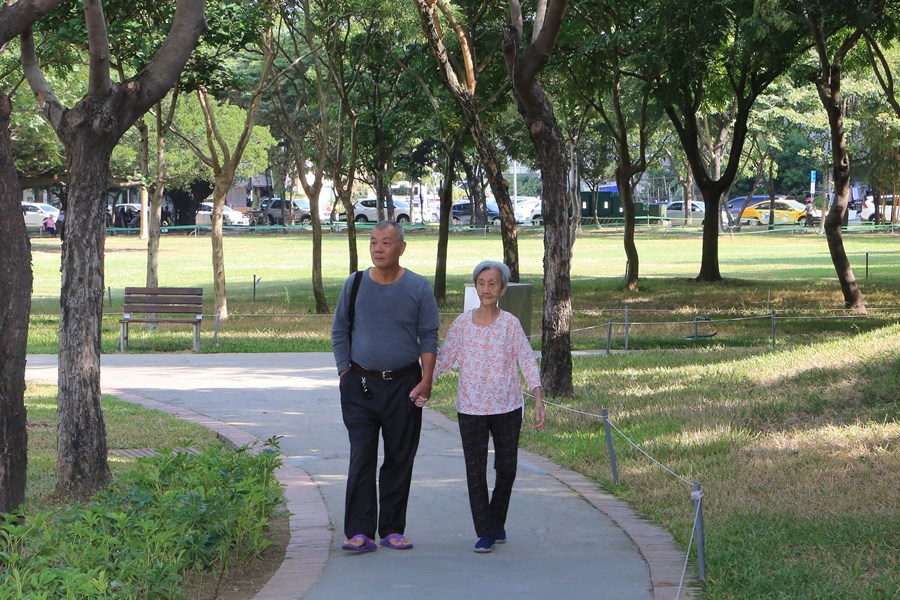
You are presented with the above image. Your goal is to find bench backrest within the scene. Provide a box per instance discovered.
[123,287,204,317]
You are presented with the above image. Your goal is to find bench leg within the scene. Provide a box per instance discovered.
[192,323,201,352]
[119,322,128,352]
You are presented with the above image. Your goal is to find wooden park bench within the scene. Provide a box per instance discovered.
[119,287,203,352]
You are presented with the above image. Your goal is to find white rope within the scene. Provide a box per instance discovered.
[676,496,703,599]
[538,397,694,487]
[605,419,694,487]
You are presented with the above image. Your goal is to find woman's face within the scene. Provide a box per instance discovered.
[475,267,506,307]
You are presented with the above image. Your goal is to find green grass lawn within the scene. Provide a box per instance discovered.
[26,228,900,353]
[23,228,900,599]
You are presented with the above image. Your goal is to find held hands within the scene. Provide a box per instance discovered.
[410,380,432,408]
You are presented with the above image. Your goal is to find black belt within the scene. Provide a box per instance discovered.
[351,361,419,381]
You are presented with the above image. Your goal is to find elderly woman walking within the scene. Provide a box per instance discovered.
[423,260,544,553]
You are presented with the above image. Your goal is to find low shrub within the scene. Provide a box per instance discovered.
[0,438,283,599]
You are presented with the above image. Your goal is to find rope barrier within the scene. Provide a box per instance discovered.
[533,392,705,587]
[534,396,694,487]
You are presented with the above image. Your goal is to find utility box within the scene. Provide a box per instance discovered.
[464,282,533,337]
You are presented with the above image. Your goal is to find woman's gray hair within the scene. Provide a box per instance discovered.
[472,260,510,286]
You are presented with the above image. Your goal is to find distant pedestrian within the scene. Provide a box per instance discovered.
[426,260,545,554]
[805,197,816,227]
[42,215,57,236]
[56,210,65,240]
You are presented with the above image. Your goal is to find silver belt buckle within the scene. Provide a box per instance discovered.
[382,370,393,380]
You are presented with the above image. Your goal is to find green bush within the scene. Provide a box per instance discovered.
[0,439,283,599]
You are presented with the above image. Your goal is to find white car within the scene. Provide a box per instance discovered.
[21,202,60,228]
[514,199,541,223]
[196,202,250,226]
[338,198,413,223]
[860,195,894,222]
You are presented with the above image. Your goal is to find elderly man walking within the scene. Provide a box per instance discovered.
[331,221,440,552]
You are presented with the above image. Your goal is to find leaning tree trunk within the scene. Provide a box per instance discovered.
[819,87,866,313]
[56,142,113,499]
[513,83,574,397]
[0,92,33,513]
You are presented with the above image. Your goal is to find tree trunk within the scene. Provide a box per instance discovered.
[467,116,519,281]
[617,169,639,291]
[806,17,866,313]
[818,85,866,313]
[510,77,573,397]
[146,108,168,290]
[0,92,32,513]
[56,144,113,499]
[210,171,237,320]
[696,187,723,281]
[411,0,520,282]
[433,149,457,304]
[298,176,329,313]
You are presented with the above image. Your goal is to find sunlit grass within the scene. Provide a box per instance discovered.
[431,325,900,599]
[23,383,224,507]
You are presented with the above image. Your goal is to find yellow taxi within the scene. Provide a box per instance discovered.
[740,198,820,226]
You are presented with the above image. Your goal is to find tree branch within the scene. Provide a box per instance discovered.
[20,25,65,131]
[0,0,68,46]
[83,0,111,97]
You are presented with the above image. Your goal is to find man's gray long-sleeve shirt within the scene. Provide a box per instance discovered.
[331,269,439,373]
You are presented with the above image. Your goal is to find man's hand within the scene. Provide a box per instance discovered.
[410,380,432,408]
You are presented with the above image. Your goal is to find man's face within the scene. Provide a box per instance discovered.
[370,226,406,269]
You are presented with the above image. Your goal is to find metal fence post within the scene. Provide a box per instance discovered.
[214,311,221,347]
[601,408,618,484]
[606,318,613,355]
[624,305,630,351]
[691,482,707,579]
[771,310,777,347]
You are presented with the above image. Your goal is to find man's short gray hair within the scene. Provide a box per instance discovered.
[472,260,510,286]
[373,220,405,243]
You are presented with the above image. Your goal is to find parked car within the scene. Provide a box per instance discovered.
[110,203,144,228]
[21,202,60,228]
[338,198,413,223]
[451,201,502,225]
[725,195,794,219]
[259,197,313,225]
[196,202,250,226]
[514,198,541,224]
[660,200,705,223]
[860,195,894,222]
[740,199,818,225]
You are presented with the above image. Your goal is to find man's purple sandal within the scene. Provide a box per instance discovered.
[379,533,413,550]
[342,534,377,553]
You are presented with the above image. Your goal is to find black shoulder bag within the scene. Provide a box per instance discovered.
[347,270,363,349]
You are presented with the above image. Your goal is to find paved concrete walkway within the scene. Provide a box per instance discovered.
[25,353,697,600]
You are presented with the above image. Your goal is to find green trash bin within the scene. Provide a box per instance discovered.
[464,283,533,337]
